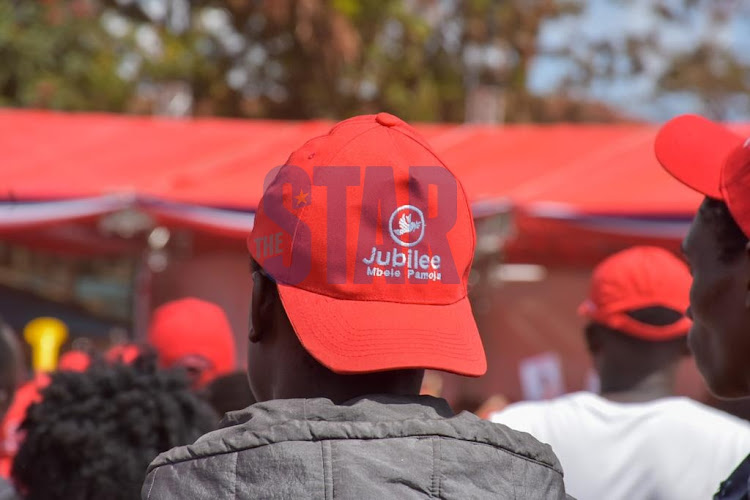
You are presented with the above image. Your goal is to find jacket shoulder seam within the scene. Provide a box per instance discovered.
[148,434,562,476]
[145,464,158,499]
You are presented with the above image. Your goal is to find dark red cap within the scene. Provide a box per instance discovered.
[248,113,486,376]
[148,298,237,388]
[578,246,692,341]
[655,114,750,238]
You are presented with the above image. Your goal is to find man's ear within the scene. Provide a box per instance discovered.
[250,272,276,343]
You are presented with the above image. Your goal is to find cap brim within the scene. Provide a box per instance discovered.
[277,284,487,377]
[654,114,743,200]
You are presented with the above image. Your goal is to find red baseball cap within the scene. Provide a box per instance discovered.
[248,113,486,376]
[655,114,750,237]
[57,350,91,372]
[578,246,692,341]
[148,298,237,388]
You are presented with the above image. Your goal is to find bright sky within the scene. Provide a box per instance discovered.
[528,0,750,121]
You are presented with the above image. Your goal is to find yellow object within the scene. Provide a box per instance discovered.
[24,317,68,372]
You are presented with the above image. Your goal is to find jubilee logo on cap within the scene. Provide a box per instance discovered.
[389,205,425,247]
[251,165,464,291]
[360,204,442,282]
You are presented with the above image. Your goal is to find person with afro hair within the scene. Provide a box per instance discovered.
[11,354,217,500]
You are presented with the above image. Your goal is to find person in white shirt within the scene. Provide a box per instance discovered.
[491,246,750,500]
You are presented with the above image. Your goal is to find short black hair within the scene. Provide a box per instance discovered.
[12,354,217,500]
[701,197,749,262]
[585,306,688,393]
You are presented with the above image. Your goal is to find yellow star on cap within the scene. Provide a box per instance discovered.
[294,189,309,206]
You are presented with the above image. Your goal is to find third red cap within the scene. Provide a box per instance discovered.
[578,246,691,341]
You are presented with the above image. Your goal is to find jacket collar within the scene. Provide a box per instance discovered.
[220,394,454,429]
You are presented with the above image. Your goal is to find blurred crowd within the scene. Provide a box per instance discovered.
[0,297,253,500]
[2,112,750,500]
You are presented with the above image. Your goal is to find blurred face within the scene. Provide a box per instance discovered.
[173,354,215,390]
[682,206,750,398]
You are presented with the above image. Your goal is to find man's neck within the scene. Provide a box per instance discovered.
[599,370,675,403]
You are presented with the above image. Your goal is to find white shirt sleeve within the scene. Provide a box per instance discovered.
[489,402,546,438]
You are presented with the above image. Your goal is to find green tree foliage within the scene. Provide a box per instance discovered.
[0,0,599,122]
[2,0,745,122]
[0,0,132,111]
[658,2,750,121]
[112,0,473,121]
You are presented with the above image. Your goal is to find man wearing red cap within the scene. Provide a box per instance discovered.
[147,297,237,389]
[491,246,750,500]
[654,115,750,499]
[142,113,569,499]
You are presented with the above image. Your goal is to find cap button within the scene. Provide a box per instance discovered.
[375,112,401,127]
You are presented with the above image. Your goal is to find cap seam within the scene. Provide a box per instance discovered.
[590,300,688,314]
[323,123,382,166]
[595,313,690,340]
[384,126,474,295]
[284,122,381,276]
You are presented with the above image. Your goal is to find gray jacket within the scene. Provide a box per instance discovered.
[143,395,568,499]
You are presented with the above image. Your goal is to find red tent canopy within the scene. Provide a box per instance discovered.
[2,109,747,245]
[0,110,328,208]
